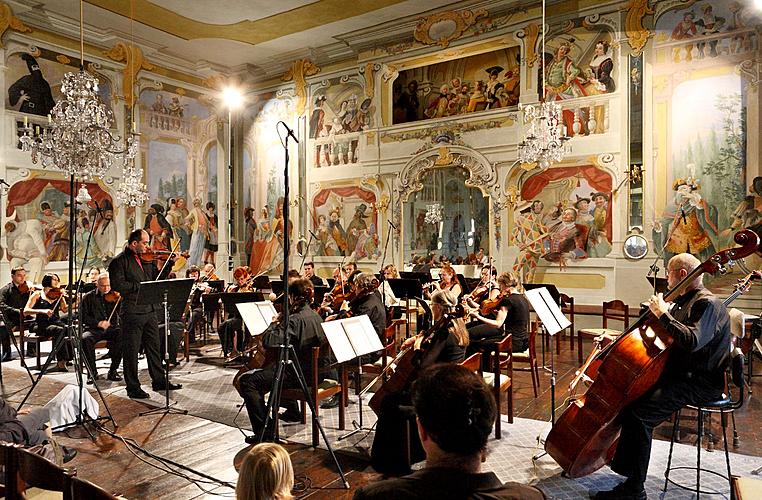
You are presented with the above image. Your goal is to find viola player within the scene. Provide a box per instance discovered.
[0,266,31,361]
[107,229,181,399]
[80,272,122,384]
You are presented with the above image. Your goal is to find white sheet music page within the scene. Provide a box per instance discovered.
[236,301,277,336]
[322,320,356,363]
[344,315,384,356]
[524,287,570,336]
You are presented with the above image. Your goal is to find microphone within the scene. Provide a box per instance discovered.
[280,121,299,143]
[388,220,398,230]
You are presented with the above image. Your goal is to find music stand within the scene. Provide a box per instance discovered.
[253,275,271,290]
[313,286,330,309]
[525,286,570,462]
[137,278,194,417]
[647,276,669,294]
[236,301,278,337]
[322,315,384,441]
[387,278,424,339]
[524,283,561,369]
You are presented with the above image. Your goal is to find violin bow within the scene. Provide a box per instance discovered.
[106,295,122,324]
[156,239,182,278]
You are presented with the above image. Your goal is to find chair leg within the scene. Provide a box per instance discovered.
[722,412,733,497]
[577,332,584,364]
[664,410,680,492]
[697,409,703,499]
[338,390,346,431]
[494,388,501,439]
[730,410,739,448]
[532,361,540,397]
[311,400,319,447]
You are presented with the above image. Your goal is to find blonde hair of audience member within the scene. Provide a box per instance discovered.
[236,443,294,500]
[430,289,469,347]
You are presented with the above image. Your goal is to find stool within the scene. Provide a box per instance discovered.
[663,348,746,498]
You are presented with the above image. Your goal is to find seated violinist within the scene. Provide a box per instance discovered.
[328,272,386,361]
[370,289,468,475]
[80,272,122,384]
[466,272,529,368]
[185,265,209,344]
[463,265,500,310]
[219,266,251,360]
[23,273,74,373]
[0,267,31,361]
[236,278,327,443]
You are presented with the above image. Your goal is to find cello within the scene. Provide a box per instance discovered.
[544,229,760,478]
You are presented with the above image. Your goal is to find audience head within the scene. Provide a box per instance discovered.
[412,364,496,458]
[236,442,294,500]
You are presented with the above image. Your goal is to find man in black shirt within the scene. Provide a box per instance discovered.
[354,364,546,499]
[348,272,386,362]
[80,272,122,384]
[0,267,30,361]
[303,262,324,287]
[592,253,731,500]
[236,278,327,443]
[108,229,181,399]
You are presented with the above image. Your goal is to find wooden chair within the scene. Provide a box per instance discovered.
[361,318,404,377]
[460,352,482,373]
[512,320,540,397]
[482,334,513,438]
[2,443,75,500]
[281,345,346,447]
[70,475,120,499]
[577,299,629,363]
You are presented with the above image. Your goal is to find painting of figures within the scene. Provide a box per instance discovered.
[308,78,375,167]
[392,46,521,124]
[311,186,380,261]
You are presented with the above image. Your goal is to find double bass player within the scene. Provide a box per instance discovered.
[592,253,731,500]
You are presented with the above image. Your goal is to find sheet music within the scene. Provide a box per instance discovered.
[322,314,384,364]
[236,301,278,336]
[525,287,570,336]
[323,320,356,363]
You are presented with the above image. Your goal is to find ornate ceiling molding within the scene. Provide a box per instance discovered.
[516,22,540,68]
[282,59,320,116]
[104,42,155,108]
[413,8,488,48]
[624,0,654,56]
[0,2,32,47]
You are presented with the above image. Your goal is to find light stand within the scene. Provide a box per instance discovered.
[222,87,243,274]
[258,121,349,489]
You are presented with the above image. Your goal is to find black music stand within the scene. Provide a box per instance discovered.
[387,278,425,339]
[313,286,330,309]
[137,278,194,417]
[647,276,669,294]
[524,282,561,370]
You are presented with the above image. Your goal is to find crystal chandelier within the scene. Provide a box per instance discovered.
[18,0,139,180]
[516,0,569,170]
[425,203,443,225]
[115,163,148,206]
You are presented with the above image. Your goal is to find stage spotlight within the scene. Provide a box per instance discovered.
[221,86,244,110]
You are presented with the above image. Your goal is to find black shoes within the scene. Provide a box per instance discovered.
[591,481,647,500]
[280,408,304,423]
[152,382,182,391]
[320,394,341,409]
[86,374,102,385]
[127,389,151,399]
[61,446,77,463]
[107,370,122,381]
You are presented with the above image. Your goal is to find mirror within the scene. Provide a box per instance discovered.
[403,166,489,262]
[623,232,648,260]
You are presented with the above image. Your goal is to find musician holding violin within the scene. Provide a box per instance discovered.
[184,265,211,345]
[592,253,731,500]
[107,229,182,399]
[466,272,529,367]
[0,267,32,361]
[370,289,468,475]
[219,266,253,360]
[23,273,74,373]
[80,272,122,384]
[236,278,328,444]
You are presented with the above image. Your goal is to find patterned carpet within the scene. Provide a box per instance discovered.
[7,343,762,499]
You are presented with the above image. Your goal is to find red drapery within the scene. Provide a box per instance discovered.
[311,187,377,227]
[521,166,613,242]
[6,179,113,217]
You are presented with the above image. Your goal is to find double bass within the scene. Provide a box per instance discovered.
[544,229,760,478]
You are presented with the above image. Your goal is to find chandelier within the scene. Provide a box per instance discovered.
[516,0,569,170]
[424,203,443,225]
[18,0,139,181]
[115,163,148,206]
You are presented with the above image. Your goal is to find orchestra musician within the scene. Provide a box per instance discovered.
[425,265,462,299]
[80,272,122,384]
[592,253,731,500]
[236,278,328,443]
[343,261,359,285]
[380,264,400,307]
[337,272,386,362]
[202,262,219,281]
[303,262,324,287]
[184,265,209,344]
[464,265,499,307]
[0,267,31,361]
[107,229,181,399]
[466,272,529,368]
[370,289,469,475]
[219,266,252,360]
[23,273,74,373]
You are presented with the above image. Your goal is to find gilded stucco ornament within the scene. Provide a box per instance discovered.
[624,0,654,56]
[516,23,540,68]
[104,42,155,108]
[359,63,381,99]
[0,2,31,48]
[413,9,488,48]
[739,59,761,90]
[282,59,321,116]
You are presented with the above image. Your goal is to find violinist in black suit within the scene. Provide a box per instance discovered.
[107,229,181,399]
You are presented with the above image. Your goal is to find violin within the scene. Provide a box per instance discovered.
[478,291,507,316]
[17,282,30,294]
[104,290,121,303]
[46,286,64,301]
[139,249,189,263]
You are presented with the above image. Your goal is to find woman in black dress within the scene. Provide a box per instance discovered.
[23,273,73,372]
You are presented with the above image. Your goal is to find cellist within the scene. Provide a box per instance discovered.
[370,288,468,475]
[592,253,731,500]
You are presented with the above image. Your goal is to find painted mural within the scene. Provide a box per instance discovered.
[514,166,613,280]
[308,77,375,167]
[651,0,757,269]
[138,88,216,268]
[311,186,380,261]
[244,95,297,274]
[392,46,521,125]
[3,178,115,281]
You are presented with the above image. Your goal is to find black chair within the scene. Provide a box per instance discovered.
[663,347,746,498]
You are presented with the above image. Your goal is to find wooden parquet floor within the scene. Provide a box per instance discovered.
[1,328,760,499]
